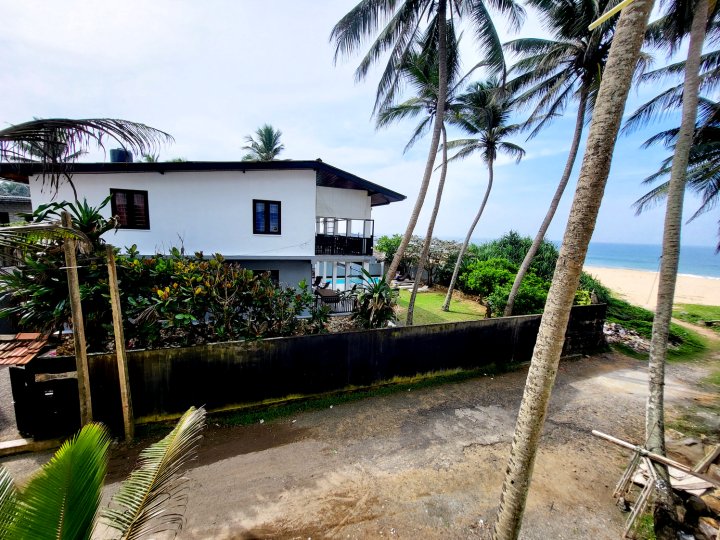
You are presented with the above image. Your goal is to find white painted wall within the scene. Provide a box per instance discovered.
[316,186,371,220]
[29,170,317,256]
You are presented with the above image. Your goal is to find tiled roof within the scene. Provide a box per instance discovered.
[0,333,48,366]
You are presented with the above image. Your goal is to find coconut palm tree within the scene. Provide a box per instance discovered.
[0,407,205,539]
[631,0,715,520]
[241,124,285,161]
[492,0,654,537]
[376,24,475,324]
[441,80,525,312]
[500,0,634,316]
[331,0,525,285]
[0,118,173,197]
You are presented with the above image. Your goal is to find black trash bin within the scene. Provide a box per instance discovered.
[9,365,80,440]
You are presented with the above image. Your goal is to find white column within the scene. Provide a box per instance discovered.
[332,261,338,291]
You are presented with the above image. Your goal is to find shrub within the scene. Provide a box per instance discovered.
[460,257,517,298]
[119,250,327,348]
[486,273,551,317]
[0,198,330,351]
[351,270,398,329]
[470,231,559,282]
[578,271,612,304]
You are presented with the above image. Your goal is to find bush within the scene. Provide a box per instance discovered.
[486,273,551,317]
[119,250,327,348]
[470,231,559,282]
[459,258,517,298]
[0,198,329,351]
[351,270,398,329]
[578,272,612,304]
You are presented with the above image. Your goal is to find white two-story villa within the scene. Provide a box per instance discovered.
[0,159,405,288]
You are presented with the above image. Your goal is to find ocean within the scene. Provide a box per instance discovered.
[584,242,720,279]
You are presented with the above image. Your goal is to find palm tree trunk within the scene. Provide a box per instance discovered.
[492,1,654,538]
[407,125,449,325]
[646,0,708,528]
[503,90,589,316]
[441,158,494,312]
[384,0,448,284]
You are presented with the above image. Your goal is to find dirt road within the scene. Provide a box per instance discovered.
[2,352,717,539]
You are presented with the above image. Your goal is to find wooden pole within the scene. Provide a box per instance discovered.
[106,244,134,441]
[592,430,720,486]
[61,211,93,425]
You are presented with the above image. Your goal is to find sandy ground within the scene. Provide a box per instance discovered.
[2,351,718,540]
[584,265,720,309]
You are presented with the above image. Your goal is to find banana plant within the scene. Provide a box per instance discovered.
[0,407,205,540]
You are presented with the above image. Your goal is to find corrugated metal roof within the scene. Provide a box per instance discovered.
[0,333,48,366]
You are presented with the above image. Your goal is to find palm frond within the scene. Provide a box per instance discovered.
[0,224,91,264]
[0,468,18,538]
[10,424,110,540]
[622,84,683,134]
[0,118,172,164]
[633,179,670,214]
[101,407,206,540]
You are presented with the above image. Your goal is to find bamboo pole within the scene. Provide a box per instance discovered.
[106,244,134,441]
[592,430,720,487]
[61,211,92,425]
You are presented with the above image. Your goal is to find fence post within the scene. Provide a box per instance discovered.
[61,211,93,425]
[106,244,134,441]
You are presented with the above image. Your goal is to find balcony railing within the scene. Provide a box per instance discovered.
[315,218,374,257]
[315,234,373,256]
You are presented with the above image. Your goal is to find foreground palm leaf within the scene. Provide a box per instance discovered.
[0,467,18,537]
[11,424,110,540]
[102,406,206,539]
[0,223,90,264]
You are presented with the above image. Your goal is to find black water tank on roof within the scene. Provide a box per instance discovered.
[109,148,133,163]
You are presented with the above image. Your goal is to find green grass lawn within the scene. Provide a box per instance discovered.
[673,304,720,334]
[396,289,485,325]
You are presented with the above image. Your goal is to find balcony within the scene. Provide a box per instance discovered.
[315,218,374,257]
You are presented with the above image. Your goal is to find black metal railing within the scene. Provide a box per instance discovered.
[315,234,373,256]
[314,292,357,314]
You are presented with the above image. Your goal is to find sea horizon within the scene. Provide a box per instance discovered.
[437,237,720,279]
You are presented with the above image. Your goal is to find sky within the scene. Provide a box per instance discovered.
[1,0,717,250]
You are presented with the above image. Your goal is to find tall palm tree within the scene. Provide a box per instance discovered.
[633,0,715,520]
[331,0,524,285]
[441,80,525,312]
[241,124,285,161]
[376,25,474,324]
[634,99,720,249]
[500,0,632,316]
[0,118,173,196]
[492,0,654,537]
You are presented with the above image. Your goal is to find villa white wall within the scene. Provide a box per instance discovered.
[316,186,371,220]
[29,170,317,256]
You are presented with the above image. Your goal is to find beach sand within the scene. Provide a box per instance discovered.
[583,266,720,309]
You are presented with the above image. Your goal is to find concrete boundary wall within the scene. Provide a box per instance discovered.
[34,304,606,433]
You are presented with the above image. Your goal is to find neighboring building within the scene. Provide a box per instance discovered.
[0,196,31,224]
[0,160,405,288]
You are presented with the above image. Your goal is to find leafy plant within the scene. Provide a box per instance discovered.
[0,407,205,540]
[352,270,398,329]
[22,196,118,244]
[486,273,551,317]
